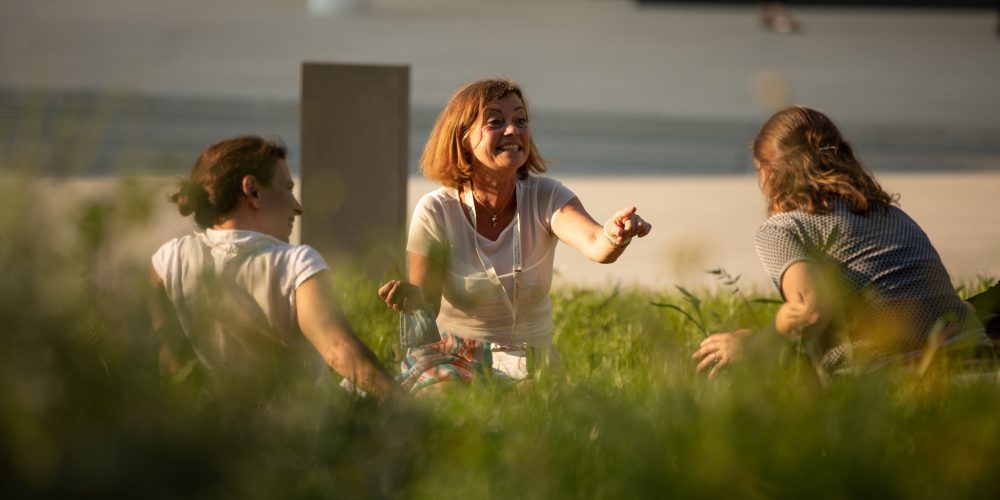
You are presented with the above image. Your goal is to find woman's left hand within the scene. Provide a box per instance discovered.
[691,328,752,379]
[607,206,652,241]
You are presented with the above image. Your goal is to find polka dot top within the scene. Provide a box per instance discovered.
[754,199,977,366]
[755,200,956,301]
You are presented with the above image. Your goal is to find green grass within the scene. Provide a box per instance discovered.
[2,177,999,499]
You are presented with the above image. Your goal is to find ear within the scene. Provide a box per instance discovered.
[241,175,261,207]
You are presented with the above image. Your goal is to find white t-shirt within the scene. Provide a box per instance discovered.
[152,229,328,371]
[407,175,576,346]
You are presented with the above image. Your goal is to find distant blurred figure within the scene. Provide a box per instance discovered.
[760,1,800,34]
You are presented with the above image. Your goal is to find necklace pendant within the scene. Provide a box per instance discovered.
[490,215,498,227]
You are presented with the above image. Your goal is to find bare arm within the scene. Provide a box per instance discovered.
[689,264,831,378]
[551,197,651,264]
[297,271,401,398]
[149,267,184,375]
[775,261,832,339]
[408,250,443,315]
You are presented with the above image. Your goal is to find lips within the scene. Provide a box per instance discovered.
[496,144,522,153]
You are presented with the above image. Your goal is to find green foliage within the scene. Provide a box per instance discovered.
[2,178,1000,499]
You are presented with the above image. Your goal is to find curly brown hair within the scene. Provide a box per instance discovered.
[753,106,896,215]
[170,135,287,228]
[420,79,547,187]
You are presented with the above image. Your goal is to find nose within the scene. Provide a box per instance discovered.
[504,121,519,135]
[293,196,304,215]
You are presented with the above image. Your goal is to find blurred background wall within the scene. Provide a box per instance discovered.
[1,0,998,288]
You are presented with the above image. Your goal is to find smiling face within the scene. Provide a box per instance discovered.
[465,94,531,176]
[254,159,302,242]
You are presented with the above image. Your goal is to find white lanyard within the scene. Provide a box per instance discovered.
[461,180,522,343]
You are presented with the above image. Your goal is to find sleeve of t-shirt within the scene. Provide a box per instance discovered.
[755,219,812,292]
[150,238,180,282]
[538,177,577,233]
[406,192,446,257]
[291,245,330,290]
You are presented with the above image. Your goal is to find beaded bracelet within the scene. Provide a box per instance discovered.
[603,225,632,249]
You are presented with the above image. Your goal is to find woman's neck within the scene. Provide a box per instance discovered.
[212,205,254,232]
[469,169,517,211]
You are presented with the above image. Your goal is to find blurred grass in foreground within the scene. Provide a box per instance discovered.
[1,177,999,500]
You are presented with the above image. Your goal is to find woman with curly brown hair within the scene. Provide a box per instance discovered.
[693,106,994,378]
[378,79,651,392]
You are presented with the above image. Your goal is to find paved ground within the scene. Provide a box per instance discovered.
[3,0,998,287]
[2,0,999,176]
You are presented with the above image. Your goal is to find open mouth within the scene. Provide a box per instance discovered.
[496,144,522,153]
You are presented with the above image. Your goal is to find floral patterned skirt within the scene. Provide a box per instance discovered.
[398,331,557,393]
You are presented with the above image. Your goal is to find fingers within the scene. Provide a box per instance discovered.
[634,217,651,238]
[699,333,727,346]
[693,332,735,377]
[695,353,717,373]
[694,348,727,375]
[611,206,637,226]
[708,357,728,379]
[621,216,634,236]
[377,280,398,301]
[377,280,406,313]
[609,207,652,240]
[807,310,821,325]
[693,341,721,373]
[691,344,712,361]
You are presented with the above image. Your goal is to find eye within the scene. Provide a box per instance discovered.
[485,118,503,128]
[515,117,528,127]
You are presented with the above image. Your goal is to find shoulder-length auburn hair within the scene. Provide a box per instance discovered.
[753,105,896,215]
[420,79,547,188]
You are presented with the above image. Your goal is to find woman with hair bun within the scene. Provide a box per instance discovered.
[692,106,995,378]
[150,135,399,397]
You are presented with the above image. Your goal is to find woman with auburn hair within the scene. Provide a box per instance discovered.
[378,79,651,392]
[692,106,994,378]
[150,135,399,398]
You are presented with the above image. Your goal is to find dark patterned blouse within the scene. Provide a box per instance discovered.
[755,200,986,369]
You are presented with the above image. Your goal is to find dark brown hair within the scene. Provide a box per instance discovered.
[170,135,287,228]
[752,106,896,215]
[420,79,547,188]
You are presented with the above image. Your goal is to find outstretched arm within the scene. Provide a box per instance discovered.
[297,271,401,398]
[551,197,651,264]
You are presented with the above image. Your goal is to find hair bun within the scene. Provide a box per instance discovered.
[170,180,209,217]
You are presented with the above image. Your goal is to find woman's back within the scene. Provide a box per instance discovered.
[756,201,956,302]
[756,200,978,366]
[153,229,327,377]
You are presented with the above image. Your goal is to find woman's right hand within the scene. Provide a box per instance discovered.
[774,298,821,340]
[377,279,425,313]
